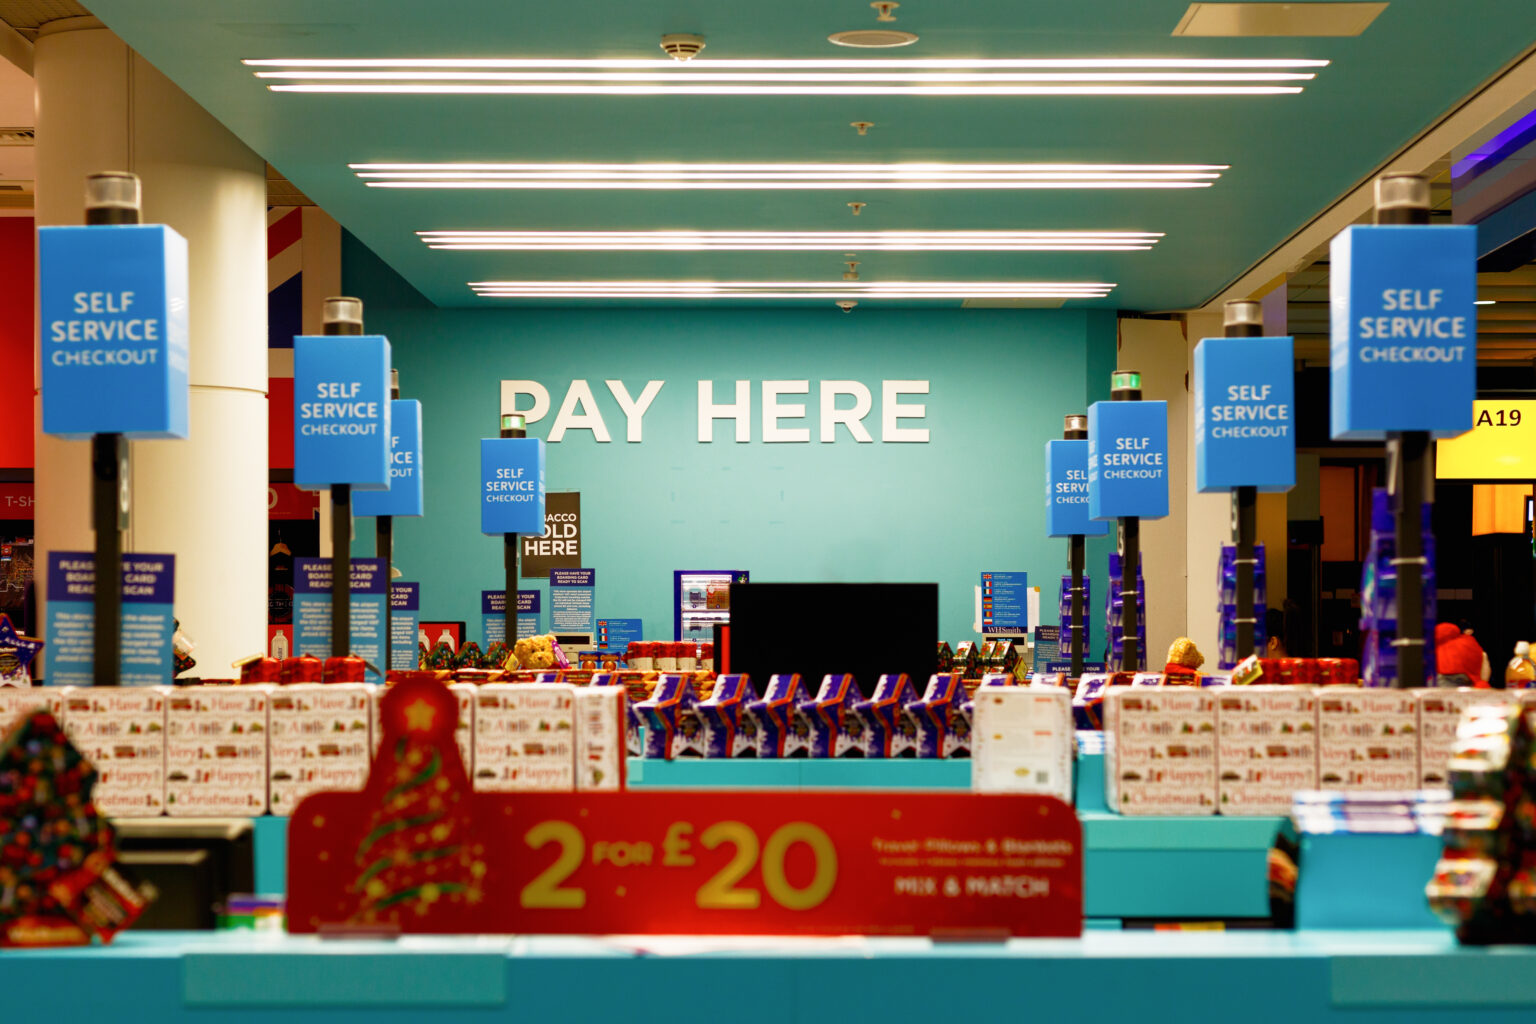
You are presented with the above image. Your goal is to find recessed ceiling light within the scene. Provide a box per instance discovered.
[827,30,920,48]
[466,280,1117,300]
[245,57,1326,96]
[417,230,1165,252]
[354,162,1226,191]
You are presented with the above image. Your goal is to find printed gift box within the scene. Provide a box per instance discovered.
[166,686,269,816]
[472,684,575,791]
[1104,687,1217,815]
[61,687,169,818]
[268,684,372,815]
[1215,685,1317,815]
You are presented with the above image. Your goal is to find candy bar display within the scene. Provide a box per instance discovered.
[971,685,1074,802]
[935,642,954,673]
[1106,552,1147,671]
[61,687,169,818]
[805,673,865,757]
[1217,543,1268,670]
[0,710,152,947]
[743,673,812,758]
[635,673,706,759]
[854,674,920,758]
[952,642,980,679]
[696,673,758,757]
[1360,489,1437,687]
[1104,687,1217,815]
[1317,687,1418,791]
[165,686,269,816]
[1426,702,1536,944]
[1058,574,1091,667]
[471,684,575,790]
[1216,686,1316,815]
[907,672,966,759]
[267,684,372,815]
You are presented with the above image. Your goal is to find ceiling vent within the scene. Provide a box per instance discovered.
[1172,2,1387,36]
[0,127,34,145]
[828,29,918,48]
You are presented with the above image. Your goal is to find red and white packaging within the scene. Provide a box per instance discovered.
[0,688,65,735]
[60,687,169,817]
[267,684,372,815]
[165,686,270,816]
[1316,686,1418,791]
[1104,687,1217,815]
[1215,686,1317,815]
[472,684,575,791]
[1415,687,1510,788]
[970,685,1073,802]
[574,685,626,791]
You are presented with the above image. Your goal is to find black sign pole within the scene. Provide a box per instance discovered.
[1064,414,1089,677]
[84,172,140,686]
[1377,174,1434,689]
[501,413,527,642]
[1112,371,1142,673]
[1223,299,1265,662]
[322,297,364,657]
[377,368,400,666]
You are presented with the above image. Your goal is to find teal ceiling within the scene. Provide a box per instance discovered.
[84,0,1536,310]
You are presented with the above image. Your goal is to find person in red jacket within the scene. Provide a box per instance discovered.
[1435,622,1490,688]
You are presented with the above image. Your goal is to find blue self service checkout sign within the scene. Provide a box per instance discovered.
[1087,400,1169,520]
[481,437,546,535]
[354,399,424,517]
[39,224,190,439]
[293,334,392,489]
[1193,335,1296,493]
[1329,224,1477,440]
[1045,439,1109,537]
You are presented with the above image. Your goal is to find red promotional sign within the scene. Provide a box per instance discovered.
[0,482,33,520]
[268,482,319,521]
[287,677,1082,938]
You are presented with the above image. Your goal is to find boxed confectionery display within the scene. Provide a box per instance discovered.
[267,684,372,816]
[854,674,919,758]
[62,687,169,818]
[0,687,65,733]
[1215,686,1317,815]
[634,673,706,759]
[573,685,626,791]
[1104,687,1217,815]
[166,686,269,816]
[472,684,575,791]
[805,673,864,758]
[909,672,965,758]
[696,673,758,757]
[744,673,812,758]
[971,685,1073,802]
[1416,688,1510,788]
[1316,686,1418,791]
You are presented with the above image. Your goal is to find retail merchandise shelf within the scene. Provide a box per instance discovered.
[0,929,1528,1022]
[627,757,971,789]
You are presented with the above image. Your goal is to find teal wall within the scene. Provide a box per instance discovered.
[343,235,1116,648]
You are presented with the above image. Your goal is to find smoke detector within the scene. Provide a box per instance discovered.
[837,300,858,313]
[660,33,706,60]
[871,2,900,20]
[847,201,866,216]
[850,121,873,136]
[828,29,918,47]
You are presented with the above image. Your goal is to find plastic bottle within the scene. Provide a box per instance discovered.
[1506,642,1536,689]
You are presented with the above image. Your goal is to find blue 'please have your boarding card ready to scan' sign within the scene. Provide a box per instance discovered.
[39,224,190,439]
[1330,223,1476,441]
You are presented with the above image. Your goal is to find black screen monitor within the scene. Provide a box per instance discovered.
[727,582,938,697]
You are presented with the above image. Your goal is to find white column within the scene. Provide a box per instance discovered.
[1114,317,1192,665]
[34,18,267,677]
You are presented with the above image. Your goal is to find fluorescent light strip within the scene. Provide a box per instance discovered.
[358,162,1222,192]
[250,57,1324,94]
[468,280,1117,299]
[244,58,1326,69]
[270,84,1303,95]
[256,71,1314,82]
[419,230,1164,252]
